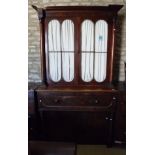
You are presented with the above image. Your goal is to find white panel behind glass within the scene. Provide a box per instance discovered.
[94,53,107,82]
[94,20,108,82]
[81,20,94,82]
[61,20,74,82]
[48,20,61,82]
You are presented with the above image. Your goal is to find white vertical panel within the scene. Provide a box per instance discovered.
[48,20,61,82]
[61,20,74,82]
[81,20,94,82]
[95,20,108,82]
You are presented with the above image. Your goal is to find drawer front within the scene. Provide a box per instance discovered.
[37,91,117,109]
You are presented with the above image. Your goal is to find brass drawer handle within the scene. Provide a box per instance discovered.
[54,99,61,104]
[94,99,99,104]
[105,117,109,120]
[113,96,116,100]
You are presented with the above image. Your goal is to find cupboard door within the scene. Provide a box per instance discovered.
[48,20,61,82]
[81,19,108,83]
[48,19,75,82]
[94,20,108,82]
[81,20,94,82]
[61,20,74,82]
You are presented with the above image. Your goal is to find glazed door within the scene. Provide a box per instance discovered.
[81,19,108,83]
[48,19,75,83]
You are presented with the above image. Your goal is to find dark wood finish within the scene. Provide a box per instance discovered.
[114,82,126,144]
[35,87,118,145]
[31,5,124,146]
[37,90,117,111]
[28,83,125,145]
[40,111,113,144]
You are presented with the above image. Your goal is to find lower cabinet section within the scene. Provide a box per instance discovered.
[28,83,126,146]
[39,111,110,144]
[35,89,118,146]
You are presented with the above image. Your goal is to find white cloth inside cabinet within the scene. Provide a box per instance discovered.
[95,20,108,82]
[61,20,74,82]
[48,20,74,82]
[48,20,61,82]
[81,20,94,82]
[81,19,108,82]
[48,19,108,83]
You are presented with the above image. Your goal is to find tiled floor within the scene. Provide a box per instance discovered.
[77,145,126,155]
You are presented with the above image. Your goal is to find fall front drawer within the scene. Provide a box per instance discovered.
[37,91,118,111]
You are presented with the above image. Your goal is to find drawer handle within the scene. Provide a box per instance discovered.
[94,99,99,104]
[39,99,42,103]
[54,99,61,104]
[105,117,109,120]
[105,117,112,121]
[113,96,116,100]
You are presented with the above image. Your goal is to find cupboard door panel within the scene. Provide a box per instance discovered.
[81,20,94,82]
[94,20,108,82]
[62,20,75,82]
[48,20,61,82]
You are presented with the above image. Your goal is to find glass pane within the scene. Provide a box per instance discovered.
[48,20,61,82]
[94,20,108,82]
[81,20,94,82]
[81,53,94,82]
[61,20,74,82]
[94,53,107,82]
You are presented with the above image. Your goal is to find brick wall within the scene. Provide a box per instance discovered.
[28,0,126,82]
